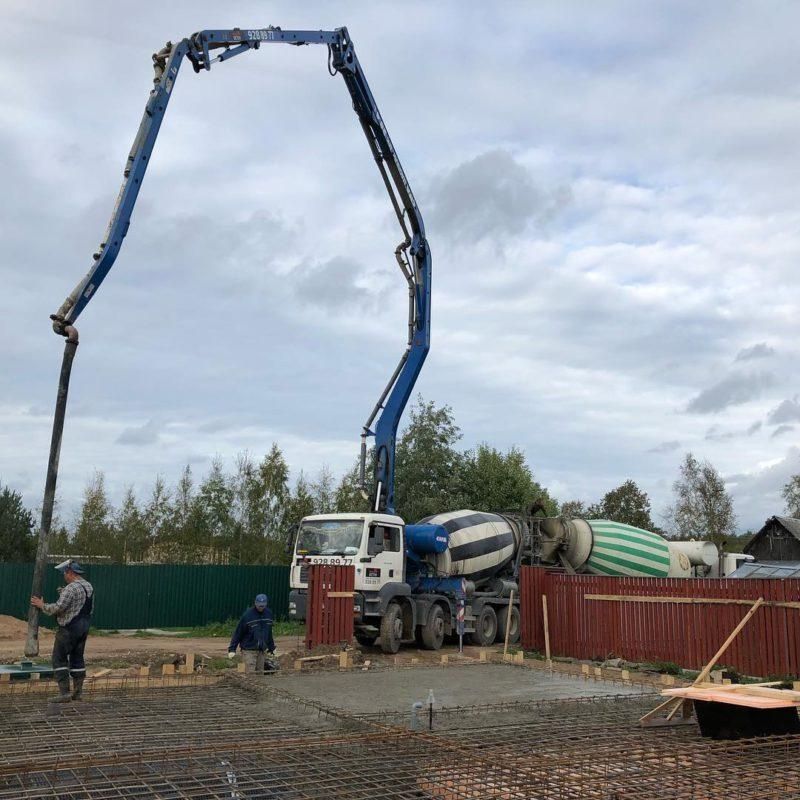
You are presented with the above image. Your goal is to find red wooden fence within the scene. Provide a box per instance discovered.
[305,564,355,649]
[520,567,800,677]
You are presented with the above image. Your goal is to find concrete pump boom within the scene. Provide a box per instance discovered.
[26,25,430,655]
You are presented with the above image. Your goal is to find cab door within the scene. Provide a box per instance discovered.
[366,523,404,588]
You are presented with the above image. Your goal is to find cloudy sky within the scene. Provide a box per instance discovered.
[2,1,800,532]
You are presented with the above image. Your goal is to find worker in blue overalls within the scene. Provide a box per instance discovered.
[31,559,94,702]
[227,593,275,673]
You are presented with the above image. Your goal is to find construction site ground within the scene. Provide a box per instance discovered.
[3,657,800,799]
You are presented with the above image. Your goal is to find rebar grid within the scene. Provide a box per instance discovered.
[2,676,800,798]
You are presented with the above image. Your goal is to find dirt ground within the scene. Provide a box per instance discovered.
[0,616,504,668]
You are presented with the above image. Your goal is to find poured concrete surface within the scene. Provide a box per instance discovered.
[275,663,648,713]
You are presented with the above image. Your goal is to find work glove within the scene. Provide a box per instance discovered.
[227,651,236,660]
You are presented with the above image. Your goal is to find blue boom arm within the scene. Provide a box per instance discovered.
[50,26,430,515]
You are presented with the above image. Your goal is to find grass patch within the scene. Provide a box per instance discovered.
[640,660,683,676]
[207,657,238,670]
[160,619,305,638]
[89,627,119,636]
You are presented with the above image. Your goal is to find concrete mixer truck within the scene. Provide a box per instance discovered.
[288,510,725,653]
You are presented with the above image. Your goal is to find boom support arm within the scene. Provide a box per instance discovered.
[50,26,430,514]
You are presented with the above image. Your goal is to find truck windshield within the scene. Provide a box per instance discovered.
[296,520,363,556]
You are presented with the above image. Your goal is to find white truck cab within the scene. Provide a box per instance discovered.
[288,513,405,620]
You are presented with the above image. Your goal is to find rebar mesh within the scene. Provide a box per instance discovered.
[1,673,799,798]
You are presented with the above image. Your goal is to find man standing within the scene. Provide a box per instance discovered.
[228,593,275,673]
[30,560,94,703]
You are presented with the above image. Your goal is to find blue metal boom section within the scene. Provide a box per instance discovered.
[50,26,430,515]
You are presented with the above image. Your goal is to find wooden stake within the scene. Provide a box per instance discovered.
[503,590,516,658]
[542,594,551,665]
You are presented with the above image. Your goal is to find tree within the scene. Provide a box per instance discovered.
[590,480,654,530]
[460,444,557,514]
[72,471,116,559]
[196,459,234,559]
[334,461,371,514]
[144,475,176,561]
[311,465,336,514]
[0,482,36,561]
[782,475,800,518]
[666,453,737,545]
[114,487,150,563]
[559,500,588,519]
[256,445,290,563]
[394,396,465,522]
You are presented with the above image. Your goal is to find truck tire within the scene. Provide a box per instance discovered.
[469,605,498,647]
[420,605,445,650]
[355,634,377,648]
[379,603,403,654]
[496,605,520,645]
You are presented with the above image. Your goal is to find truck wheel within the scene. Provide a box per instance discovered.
[420,605,445,650]
[355,634,377,648]
[469,605,498,647]
[496,605,520,645]
[379,603,403,654]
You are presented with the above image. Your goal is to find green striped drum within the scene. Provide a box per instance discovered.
[585,520,672,578]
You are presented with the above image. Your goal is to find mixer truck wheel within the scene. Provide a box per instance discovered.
[420,605,445,650]
[379,603,403,654]
[496,605,520,645]
[468,605,498,647]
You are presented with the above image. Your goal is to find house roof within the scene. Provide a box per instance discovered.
[730,560,800,579]
[743,515,800,554]
[773,516,800,538]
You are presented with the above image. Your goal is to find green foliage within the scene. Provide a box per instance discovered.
[394,397,465,521]
[559,500,588,519]
[642,660,682,675]
[782,475,800,518]
[334,462,371,514]
[589,479,654,530]
[666,452,737,544]
[72,471,114,559]
[16,394,577,565]
[151,619,305,637]
[0,481,36,561]
[460,444,557,515]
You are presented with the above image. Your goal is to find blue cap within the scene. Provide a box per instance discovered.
[254,594,268,608]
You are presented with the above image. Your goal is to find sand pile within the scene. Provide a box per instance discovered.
[0,615,53,640]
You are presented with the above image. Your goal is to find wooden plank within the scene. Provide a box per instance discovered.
[542,594,551,664]
[327,591,354,598]
[502,589,516,658]
[663,687,800,709]
[585,594,800,609]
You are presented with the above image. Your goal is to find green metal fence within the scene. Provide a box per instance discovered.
[0,563,290,630]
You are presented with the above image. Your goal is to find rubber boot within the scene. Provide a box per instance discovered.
[71,676,85,701]
[49,676,72,703]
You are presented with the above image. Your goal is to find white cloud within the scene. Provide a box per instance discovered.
[3,1,800,534]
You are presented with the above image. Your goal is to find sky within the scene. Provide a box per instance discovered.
[2,1,800,533]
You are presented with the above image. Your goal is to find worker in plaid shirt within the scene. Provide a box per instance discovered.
[31,560,94,703]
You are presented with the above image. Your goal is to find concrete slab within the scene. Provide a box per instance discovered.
[275,663,648,713]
